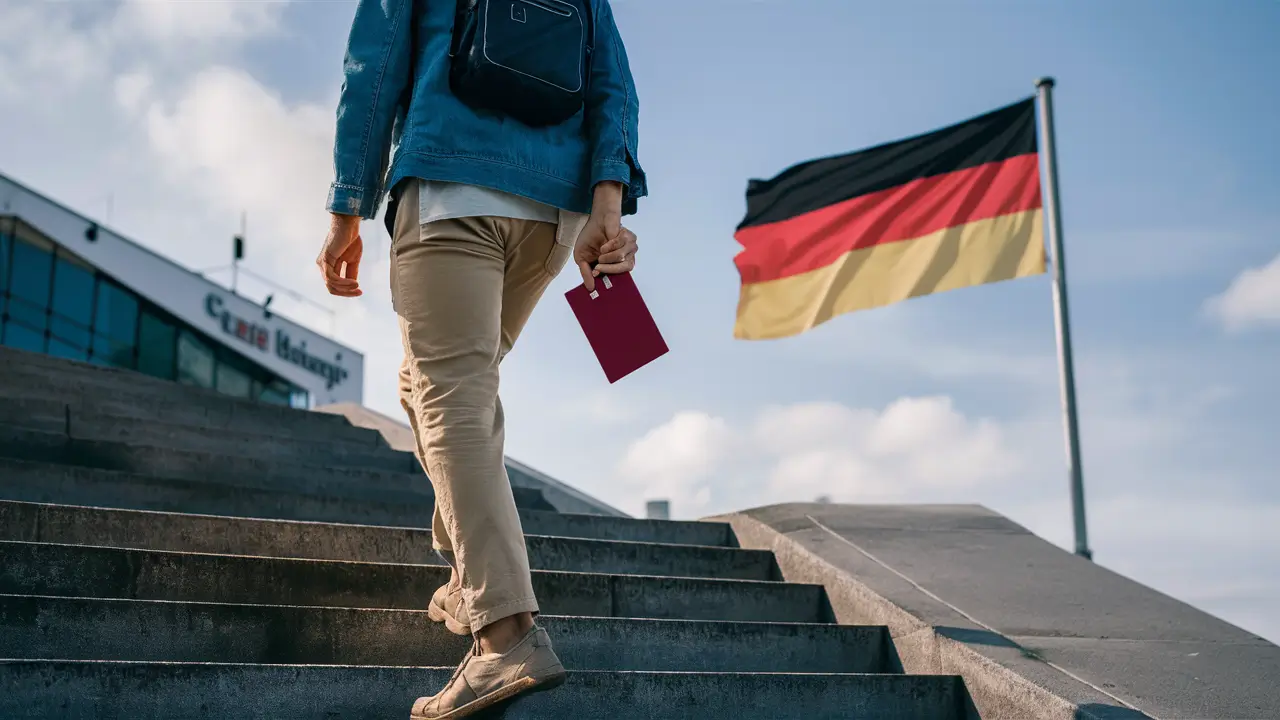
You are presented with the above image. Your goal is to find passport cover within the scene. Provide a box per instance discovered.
[565,271,669,384]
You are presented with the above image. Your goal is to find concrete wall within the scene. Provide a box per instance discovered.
[712,503,1280,720]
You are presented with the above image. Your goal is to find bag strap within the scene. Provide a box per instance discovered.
[449,0,477,58]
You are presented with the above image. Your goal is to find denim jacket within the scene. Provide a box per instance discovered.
[327,0,646,220]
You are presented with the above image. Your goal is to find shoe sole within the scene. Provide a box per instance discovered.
[427,601,471,636]
[410,670,568,720]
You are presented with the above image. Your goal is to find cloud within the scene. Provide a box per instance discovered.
[137,65,335,269]
[617,411,735,515]
[0,1,106,100]
[0,0,288,104]
[617,396,1020,517]
[112,0,287,44]
[1205,253,1280,331]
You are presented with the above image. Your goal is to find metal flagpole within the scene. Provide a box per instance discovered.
[1035,77,1091,560]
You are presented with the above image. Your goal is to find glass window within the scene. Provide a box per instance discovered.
[177,330,215,388]
[215,360,253,398]
[137,312,176,380]
[9,235,52,310]
[6,296,47,333]
[92,334,136,369]
[50,317,91,349]
[48,337,88,362]
[94,281,138,344]
[52,255,94,324]
[2,321,45,353]
[0,231,10,297]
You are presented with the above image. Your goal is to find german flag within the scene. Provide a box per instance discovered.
[733,98,1046,340]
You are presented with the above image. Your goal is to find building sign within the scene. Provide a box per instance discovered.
[205,293,351,390]
[205,294,269,351]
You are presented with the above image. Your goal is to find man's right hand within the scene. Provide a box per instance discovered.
[574,181,639,292]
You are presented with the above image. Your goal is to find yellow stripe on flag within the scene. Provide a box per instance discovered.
[733,210,1046,340]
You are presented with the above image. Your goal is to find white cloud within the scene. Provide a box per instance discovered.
[137,65,335,270]
[114,71,155,115]
[0,1,106,100]
[617,411,735,515]
[112,0,287,43]
[618,396,1020,518]
[1205,253,1280,331]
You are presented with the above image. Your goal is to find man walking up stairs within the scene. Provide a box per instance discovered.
[0,346,971,718]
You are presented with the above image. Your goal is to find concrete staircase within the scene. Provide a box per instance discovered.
[0,346,970,718]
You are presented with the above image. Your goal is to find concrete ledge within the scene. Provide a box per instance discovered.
[710,503,1280,720]
[0,541,828,623]
[0,661,968,720]
[0,500,773,579]
[0,594,884,673]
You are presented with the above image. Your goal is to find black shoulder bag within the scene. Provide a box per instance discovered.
[449,0,594,127]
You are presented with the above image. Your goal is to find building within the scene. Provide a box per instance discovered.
[0,171,363,409]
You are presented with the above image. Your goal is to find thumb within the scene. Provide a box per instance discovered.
[578,260,595,292]
[604,209,622,241]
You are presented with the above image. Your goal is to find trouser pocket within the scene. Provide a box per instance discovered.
[547,210,588,277]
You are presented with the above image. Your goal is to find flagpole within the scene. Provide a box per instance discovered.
[1035,77,1091,561]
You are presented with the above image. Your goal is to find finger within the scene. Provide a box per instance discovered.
[599,235,625,254]
[323,266,360,290]
[323,275,363,297]
[593,257,635,274]
[341,242,362,281]
[597,239,638,265]
[578,260,595,292]
[597,242,637,265]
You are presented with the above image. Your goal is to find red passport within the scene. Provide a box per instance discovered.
[565,271,668,384]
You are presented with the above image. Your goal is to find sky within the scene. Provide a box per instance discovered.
[1,0,1278,643]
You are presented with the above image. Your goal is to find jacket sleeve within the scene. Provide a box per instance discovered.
[327,0,415,219]
[585,0,647,215]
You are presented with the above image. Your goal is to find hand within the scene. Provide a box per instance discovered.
[574,182,638,292]
[317,213,363,298]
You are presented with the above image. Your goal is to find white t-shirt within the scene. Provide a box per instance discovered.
[418,179,558,225]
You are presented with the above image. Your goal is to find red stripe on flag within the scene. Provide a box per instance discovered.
[734,153,1043,285]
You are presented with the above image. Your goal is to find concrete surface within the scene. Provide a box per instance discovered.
[714,503,1280,720]
[0,346,971,719]
[318,401,629,518]
[0,425,554,513]
[0,661,966,720]
[0,363,372,442]
[0,540,827,623]
[0,458,726,543]
[0,594,884,673]
[0,500,773,579]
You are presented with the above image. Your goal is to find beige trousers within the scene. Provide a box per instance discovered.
[390,181,575,630]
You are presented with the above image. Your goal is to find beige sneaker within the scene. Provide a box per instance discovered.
[409,626,567,719]
[427,582,471,636]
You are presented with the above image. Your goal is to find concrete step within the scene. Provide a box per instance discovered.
[0,351,381,446]
[0,397,412,473]
[0,594,881,673]
[0,500,774,580]
[0,424,557,512]
[0,541,828,623]
[0,374,384,446]
[0,661,966,720]
[0,459,732,545]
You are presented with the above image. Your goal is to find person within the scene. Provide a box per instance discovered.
[317,0,644,717]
